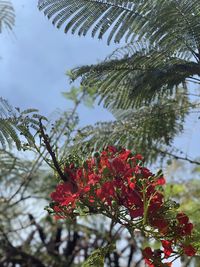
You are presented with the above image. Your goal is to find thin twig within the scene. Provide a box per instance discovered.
[39,118,67,182]
[157,149,200,165]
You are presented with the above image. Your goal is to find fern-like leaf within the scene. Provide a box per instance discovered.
[82,243,115,267]
[0,98,46,150]
[0,0,15,32]
[38,0,200,52]
[69,42,198,109]
[38,0,148,44]
[71,94,190,163]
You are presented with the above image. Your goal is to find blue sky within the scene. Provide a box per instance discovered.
[0,0,199,161]
[0,0,120,124]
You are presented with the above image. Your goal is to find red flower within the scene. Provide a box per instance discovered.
[141,167,153,179]
[53,205,62,212]
[127,176,135,190]
[161,240,173,258]
[111,157,126,173]
[123,168,135,178]
[122,190,143,218]
[76,168,83,180]
[64,166,76,180]
[106,145,118,154]
[88,173,100,185]
[154,176,166,186]
[100,156,111,169]
[135,154,144,161]
[51,182,78,208]
[125,191,143,207]
[183,244,196,256]
[178,222,193,236]
[61,194,77,207]
[51,182,74,202]
[129,207,144,218]
[143,247,153,258]
[96,181,116,205]
[143,247,154,267]
[184,223,194,235]
[149,192,164,211]
[118,149,131,161]
[150,217,169,234]
[177,212,189,224]
[54,215,65,220]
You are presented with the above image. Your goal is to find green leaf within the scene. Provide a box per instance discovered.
[62,87,80,102]
[38,0,142,44]
[82,243,116,267]
[0,0,15,33]
[74,202,90,216]
[0,97,45,149]
[70,41,194,109]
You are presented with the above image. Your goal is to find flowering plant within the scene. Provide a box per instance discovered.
[49,146,197,266]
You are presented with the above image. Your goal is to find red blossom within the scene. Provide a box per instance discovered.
[135,154,144,161]
[161,240,173,258]
[53,205,62,212]
[149,217,169,234]
[129,207,144,218]
[183,244,196,256]
[141,167,153,178]
[118,149,131,161]
[51,182,74,202]
[64,166,76,180]
[106,145,118,154]
[143,247,154,267]
[87,173,100,185]
[149,192,164,211]
[177,212,189,224]
[111,157,126,173]
[178,222,193,236]
[127,176,135,190]
[155,176,166,186]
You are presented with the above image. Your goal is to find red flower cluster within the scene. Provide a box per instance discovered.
[142,211,196,266]
[143,247,172,267]
[51,146,165,218]
[50,146,196,266]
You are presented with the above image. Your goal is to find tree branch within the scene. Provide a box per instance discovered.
[157,149,200,165]
[39,118,67,182]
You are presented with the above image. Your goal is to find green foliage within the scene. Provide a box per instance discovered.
[62,85,96,108]
[38,0,143,45]
[70,41,196,109]
[39,0,200,164]
[0,98,46,150]
[82,243,115,267]
[0,0,15,32]
[71,95,190,162]
[0,149,29,180]
[38,0,200,53]
[38,0,200,111]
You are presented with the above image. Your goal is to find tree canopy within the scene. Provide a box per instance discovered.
[38,0,200,163]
